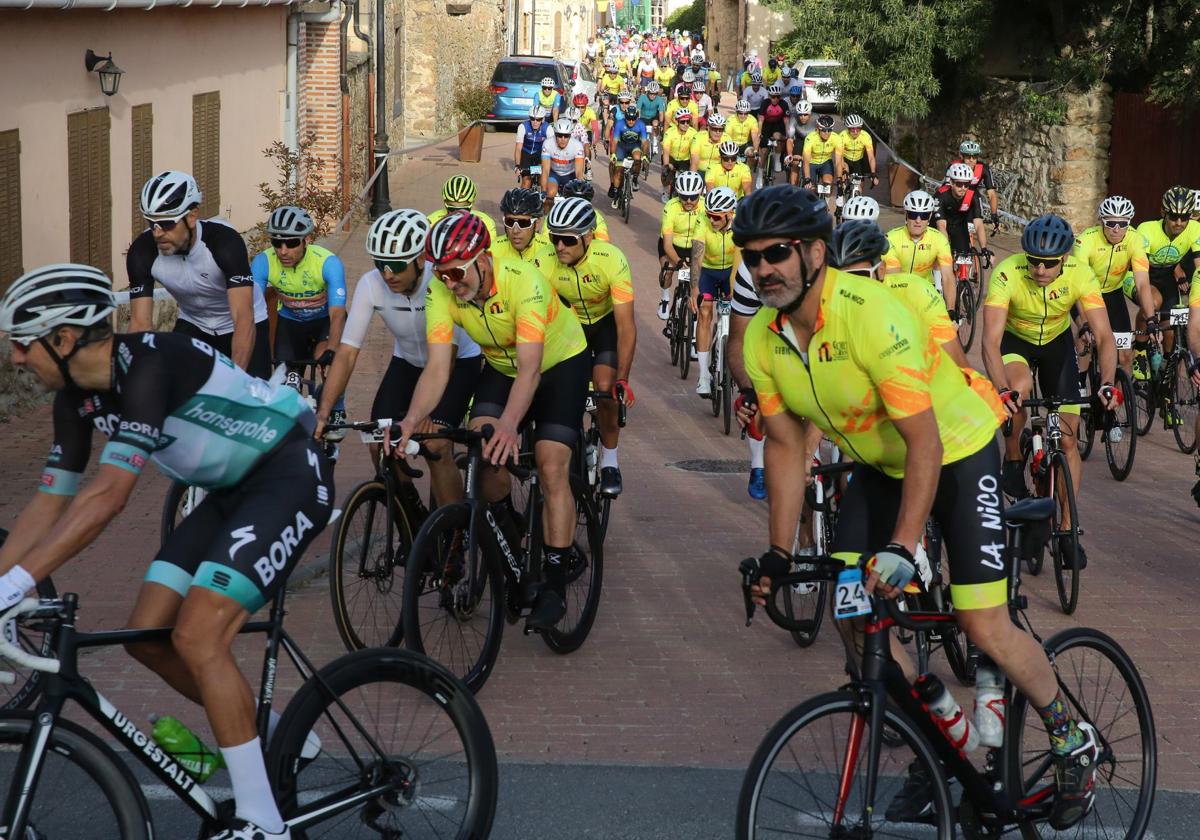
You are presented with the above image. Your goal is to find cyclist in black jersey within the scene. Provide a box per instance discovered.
[0,264,331,840]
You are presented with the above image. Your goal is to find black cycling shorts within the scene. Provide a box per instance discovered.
[1000,328,1081,416]
[144,432,334,613]
[831,442,1009,610]
[273,316,329,367]
[845,157,873,178]
[581,313,619,369]
[174,317,272,380]
[1102,288,1132,333]
[470,350,590,447]
[372,355,482,428]
[944,224,972,256]
[1148,266,1187,311]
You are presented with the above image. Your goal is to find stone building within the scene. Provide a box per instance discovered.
[705,0,790,84]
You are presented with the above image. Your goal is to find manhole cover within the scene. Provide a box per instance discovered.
[669,459,750,474]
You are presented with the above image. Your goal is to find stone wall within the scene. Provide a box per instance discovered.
[900,78,1112,232]
[705,0,741,82]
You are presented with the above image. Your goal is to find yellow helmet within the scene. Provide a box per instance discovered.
[442,174,477,209]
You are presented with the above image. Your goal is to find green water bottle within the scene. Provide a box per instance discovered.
[149,714,225,782]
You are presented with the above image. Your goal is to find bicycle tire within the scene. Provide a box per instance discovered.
[1133,379,1153,436]
[402,502,505,694]
[957,281,977,352]
[0,574,58,712]
[1078,364,1098,462]
[1171,354,1198,453]
[679,305,695,380]
[721,337,733,435]
[736,691,955,840]
[621,179,632,223]
[1104,366,1137,481]
[780,574,826,649]
[328,479,415,652]
[709,344,721,417]
[1049,452,1081,615]
[0,712,152,839]
[1004,628,1156,840]
[667,281,683,367]
[542,476,604,654]
[269,647,498,840]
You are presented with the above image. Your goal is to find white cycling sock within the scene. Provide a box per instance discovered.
[221,738,285,834]
[600,446,619,469]
[660,288,671,302]
[0,566,35,611]
[697,351,711,378]
[748,435,765,469]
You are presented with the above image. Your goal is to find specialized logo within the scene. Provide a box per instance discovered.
[228,525,257,561]
[253,511,315,586]
[117,342,134,372]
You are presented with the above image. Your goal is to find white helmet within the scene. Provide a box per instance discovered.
[749,72,763,84]
[718,140,741,157]
[844,114,864,128]
[1098,195,1135,219]
[674,170,705,197]
[767,85,783,96]
[842,195,880,222]
[735,99,752,114]
[682,69,696,84]
[552,118,574,136]
[563,106,581,122]
[140,170,202,217]
[692,80,706,93]
[266,205,315,237]
[903,190,937,214]
[366,208,430,260]
[946,162,974,182]
[540,77,556,88]
[0,263,115,343]
[529,105,548,119]
[795,101,813,115]
[546,196,596,234]
[705,187,738,214]
[707,113,727,128]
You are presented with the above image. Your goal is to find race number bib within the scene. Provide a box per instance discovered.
[1169,308,1189,326]
[1113,332,1132,350]
[834,569,870,620]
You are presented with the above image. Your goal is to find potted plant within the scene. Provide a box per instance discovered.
[454,81,493,163]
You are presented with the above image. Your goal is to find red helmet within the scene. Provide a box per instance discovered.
[425,211,491,266]
[572,92,588,107]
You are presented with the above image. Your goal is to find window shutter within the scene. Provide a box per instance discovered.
[67,107,112,276]
[131,104,153,239]
[192,92,220,219]
[0,129,22,291]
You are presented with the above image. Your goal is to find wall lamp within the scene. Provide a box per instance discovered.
[84,49,125,97]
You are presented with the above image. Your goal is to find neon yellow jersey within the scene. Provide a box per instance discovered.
[802,131,842,165]
[984,254,1104,346]
[615,57,631,76]
[654,66,675,88]
[579,106,598,129]
[1190,270,1200,306]
[664,100,700,126]
[743,269,1003,478]
[491,231,555,266]
[599,72,624,94]
[883,226,953,279]
[594,209,610,242]
[535,241,634,325]
[662,125,699,161]
[1135,218,1200,267]
[1073,226,1150,294]
[761,67,782,87]
[427,208,498,244]
[691,133,724,173]
[838,129,873,163]
[881,273,957,346]
[425,257,586,377]
[660,196,705,248]
[725,114,758,145]
[696,217,738,270]
[705,162,752,198]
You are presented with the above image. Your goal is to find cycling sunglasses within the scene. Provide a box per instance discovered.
[741,240,801,268]
[504,216,536,229]
[950,180,971,188]
[706,212,727,222]
[145,215,187,232]
[906,211,933,221]
[1102,219,1131,229]
[437,255,480,285]
[271,237,304,249]
[374,258,412,275]
[1166,213,1191,222]
[549,233,582,247]
[1026,255,1063,269]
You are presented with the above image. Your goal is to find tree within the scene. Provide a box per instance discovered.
[665,0,703,35]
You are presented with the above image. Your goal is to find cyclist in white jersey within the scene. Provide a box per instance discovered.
[539,120,587,204]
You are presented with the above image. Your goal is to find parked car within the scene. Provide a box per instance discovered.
[485,55,572,125]
[795,59,842,109]
[561,59,599,109]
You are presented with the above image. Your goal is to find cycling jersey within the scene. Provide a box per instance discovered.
[654,66,675,88]
[594,210,611,242]
[538,241,634,325]
[731,263,761,317]
[612,117,648,149]
[250,244,347,323]
[838,129,873,163]
[637,59,657,81]
[516,118,551,160]
[1135,218,1200,271]
[492,231,555,265]
[427,208,499,243]
[536,89,562,112]
[425,257,587,377]
[691,133,724,172]
[579,106,599,130]
[660,196,705,248]
[599,72,624,94]
[127,219,269,335]
[662,125,699,161]
[984,253,1104,345]
[706,162,753,198]
[664,99,700,126]
[540,136,586,178]
[341,266,481,367]
[1073,226,1150,294]
[725,114,759,145]
[760,100,788,126]
[761,67,782,87]
[743,86,769,111]
[743,269,1003,478]
[637,93,665,122]
[802,131,842,166]
[883,226,953,280]
[881,273,957,346]
[697,217,738,269]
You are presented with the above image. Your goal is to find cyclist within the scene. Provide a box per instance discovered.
[705,139,753,198]
[939,139,999,225]
[660,109,698,201]
[540,118,587,204]
[635,49,657,90]
[1134,186,1200,344]
[608,104,649,207]
[653,59,675,92]
[396,213,590,632]
[756,85,790,172]
[982,214,1119,571]
[691,186,740,397]
[726,100,761,173]
[742,73,769,112]
[783,98,813,185]
[561,178,611,242]
[428,174,499,242]
[690,112,727,178]
[314,209,481,507]
[934,163,989,255]
[541,198,637,496]
[128,171,271,378]
[735,187,1102,832]
[691,80,714,128]
[705,61,722,100]
[657,170,706,320]
[492,187,556,264]
[842,194,880,222]
[801,115,843,214]
[885,190,957,316]
[598,61,625,100]
[572,93,600,158]
[761,56,782,88]
[0,264,333,840]
[636,81,666,147]
[664,83,699,126]
[837,114,878,192]
[535,76,563,120]
[514,106,551,189]
[728,260,769,499]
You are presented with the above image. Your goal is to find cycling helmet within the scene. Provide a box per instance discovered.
[692,81,706,93]
[946,162,974,182]
[794,101,813,115]
[732,185,832,246]
[540,77,555,88]
[617,91,633,103]
[815,114,835,130]
[1098,195,1135,219]
[705,187,738,214]
[528,105,548,119]
[829,220,889,268]
[690,52,702,65]
[0,263,115,343]
[499,187,545,218]
[675,84,691,98]
[1020,214,1075,257]
[546,196,596,234]
[842,195,880,222]
[675,170,705,197]
[442,174,477,207]
[1162,185,1196,216]
[674,110,693,123]
[767,85,782,96]
[140,170,202,217]
[718,140,741,157]
[958,140,982,156]
[844,114,864,129]
[560,179,595,203]
[707,113,727,128]
[426,212,491,266]
[572,92,588,107]
[749,72,763,84]
[624,105,639,121]
[903,190,937,214]
[682,69,696,84]
[620,129,642,145]
[788,85,804,97]
[366,208,430,260]
[266,205,315,237]
[647,82,661,94]
[564,106,581,122]
[552,118,574,136]
[735,99,752,114]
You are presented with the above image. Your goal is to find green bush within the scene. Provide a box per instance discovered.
[664,0,703,34]
[454,80,494,125]
[249,133,344,255]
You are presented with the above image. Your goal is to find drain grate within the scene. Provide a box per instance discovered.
[669,458,750,474]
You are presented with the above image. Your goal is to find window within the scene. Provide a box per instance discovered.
[67,107,112,276]
[192,91,220,218]
[131,104,153,239]
[0,129,21,290]
[492,61,557,85]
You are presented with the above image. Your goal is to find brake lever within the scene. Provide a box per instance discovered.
[738,557,760,626]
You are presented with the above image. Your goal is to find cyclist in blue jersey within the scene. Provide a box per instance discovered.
[513,105,551,188]
[637,82,667,144]
[0,264,333,840]
[607,105,649,207]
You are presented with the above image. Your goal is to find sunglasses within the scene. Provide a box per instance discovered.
[504,216,536,229]
[271,237,304,249]
[9,337,35,352]
[721,156,738,163]
[1102,219,1130,229]
[706,212,727,222]
[375,258,412,275]
[549,233,582,247]
[1166,213,1190,222]
[951,180,971,188]
[742,240,801,268]
[437,255,480,285]
[145,215,185,232]
[906,211,932,221]
[680,195,700,203]
[1026,255,1063,269]
[529,117,544,122]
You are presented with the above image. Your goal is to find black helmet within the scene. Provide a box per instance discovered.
[768,58,778,70]
[829,221,889,269]
[499,187,545,218]
[1020,214,1074,257]
[624,105,639,121]
[732,185,832,247]
[560,179,595,202]
[1162,185,1196,216]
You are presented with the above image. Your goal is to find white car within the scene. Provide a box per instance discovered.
[561,60,599,109]
[795,59,841,109]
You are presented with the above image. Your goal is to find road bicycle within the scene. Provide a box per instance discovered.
[1078,330,1139,481]
[401,426,602,694]
[664,262,697,380]
[614,157,636,223]
[704,295,735,434]
[1133,307,1197,453]
[951,247,989,353]
[0,586,497,838]
[777,460,846,649]
[756,137,781,190]
[735,495,1156,839]
[576,388,627,544]
[833,173,867,224]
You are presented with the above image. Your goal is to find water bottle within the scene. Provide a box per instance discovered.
[150,714,224,781]
[973,665,1006,748]
[915,673,978,752]
[1150,350,1164,375]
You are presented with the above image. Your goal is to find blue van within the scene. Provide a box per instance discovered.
[485,55,572,125]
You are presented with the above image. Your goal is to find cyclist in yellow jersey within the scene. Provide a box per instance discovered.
[734,189,1101,829]
[691,187,741,396]
[493,188,555,265]
[657,170,706,319]
[690,113,727,176]
[761,58,782,87]
[427,175,498,242]
[705,140,753,198]
[983,214,1118,573]
[1135,187,1200,359]
[654,63,675,90]
[663,86,700,126]
[884,190,956,314]
[726,100,761,166]
[659,110,698,200]
[801,115,843,213]
[538,198,636,495]
[837,115,878,187]
[398,212,589,632]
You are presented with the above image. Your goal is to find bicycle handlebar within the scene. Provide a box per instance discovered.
[588,389,628,428]
[0,598,59,678]
[411,425,534,480]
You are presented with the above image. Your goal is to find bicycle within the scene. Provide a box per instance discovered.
[0,529,57,713]
[951,248,989,352]
[0,587,498,838]
[833,173,866,224]
[401,426,602,694]
[1078,330,1139,481]
[665,262,697,380]
[756,137,780,190]
[704,294,735,434]
[577,388,627,544]
[615,157,636,223]
[1133,307,1197,453]
[736,495,1156,839]
[777,459,846,649]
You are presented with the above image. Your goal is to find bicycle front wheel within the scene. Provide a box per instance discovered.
[680,304,696,380]
[1005,628,1156,840]
[736,691,954,839]
[542,476,604,654]
[270,648,498,840]
[1049,452,1081,615]
[1171,354,1198,453]
[1078,365,1098,462]
[1104,366,1137,480]
[957,281,977,352]
[721,337,733,435]
[1133,379,1153,436]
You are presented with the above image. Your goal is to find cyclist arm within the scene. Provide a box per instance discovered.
[690,239,707,308]
[539,153,551,191]
[126,234,157,333]
[981,304,1010,390]
[883,410,942,560]
[866,143,878,178]
[1134,269,1155,321]
[226,286,257,370]
[613,301,636,383]
[802,147,813,182]
[323,256,349,350]
[938,262,956,315]
[740,170,753,196]
[513,124,525,170]
[762,409,811,551]
[1081,301,1118,390]
[973,215,988,251]
[574,153,585,180]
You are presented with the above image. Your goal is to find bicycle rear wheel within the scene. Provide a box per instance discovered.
[542,477,604,654]
[667,281,684,366]
[709,346,721,417]
[1171,355,1198,453]
[721,337,733,435]
[1104,367,1137,480]
[1133,379,1153,436]
[1049,452,1081,615]
[956,281,977,352]
[736,691,954,839]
